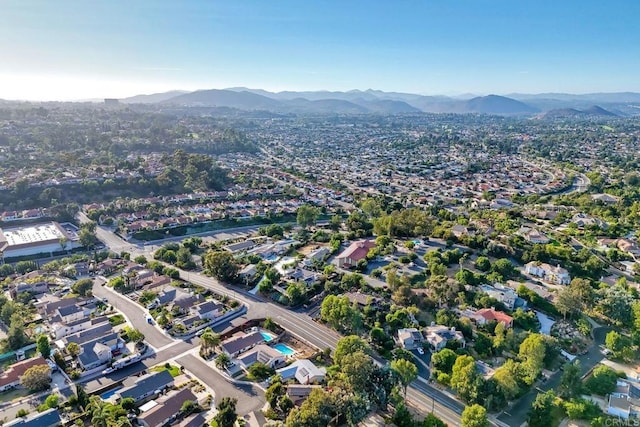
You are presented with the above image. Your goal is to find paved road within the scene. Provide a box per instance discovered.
[498,325,610,426]
[92,279,174,349]
[177,354,265,416]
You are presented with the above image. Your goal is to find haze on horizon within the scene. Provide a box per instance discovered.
[1,0,639,101]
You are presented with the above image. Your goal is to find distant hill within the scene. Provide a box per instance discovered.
[162,89,282,110]
[583,105,618,116]
[122,90,190,104]
[118,87,640,116]
[463,95,538,114]
[538,105,618,119]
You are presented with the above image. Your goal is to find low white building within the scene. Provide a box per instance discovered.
[0,222,81,259]
[276,359,327,384]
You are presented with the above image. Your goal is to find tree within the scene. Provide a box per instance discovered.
[7,319,28,351]
[123,327,144,343]
[527,390,557,427]
[422,413,447,427]
[558,360,582,398]
[181,400,196,414]
[450,355,482,403]
[431,348,458,374]
[203,251,239,282]
[37,334,51,358]
[200,330,221,353]
[518,333,546,385]
[492,359,520,400]
[215,353,231,369]
[134,255,148,265]
[585,365,618,395]
[120,397,136,411]
[20,364,51,391]
[285,388,334,427]
[321,295,362,334]
[461,404,489,427]
[214,397,237,427]
[248,362,275,381]
[78,227,99,249]
[72,278,94,297]
[391,358,418,398]
[605,330,634,361]
[334,336,371,365]
[475,256,491,272]
[44,394,59,409]
[296,204,320,229]
[67,342,80,357]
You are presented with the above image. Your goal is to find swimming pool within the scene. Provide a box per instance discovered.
[100,387,122,400]
[273,343,296,356]
[260,331,275,342]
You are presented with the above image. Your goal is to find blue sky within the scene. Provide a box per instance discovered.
[1,0,639,100]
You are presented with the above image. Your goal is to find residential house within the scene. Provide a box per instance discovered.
[287,385,322,406]
[518,226,550,244]
[78,337,114,370]
[451,225,473,238]
[190,301,224,320]
[335,240,376,268]
[53,315,111,340]
[137,388,197,427]
[606,379,640,420]
[524,262,571,285]
[467,308,514,328]
[303,247,330,267]
[220,331,265,357]
[343,291,382,308]
[116,370,174,405]
[238,264,258,283]
[424,324,465,351]
[3,408,61,427]
[285,268,321,287]
[479,284,518,310]
[276,359,327,384]
[0,357,49,392]
[397,328,424,350]
[236,345,285,370]
[10,281,49,298]
[63,321,114,346]
[224,240,256,254]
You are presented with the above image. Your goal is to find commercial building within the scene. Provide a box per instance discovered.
[0,222,80,259]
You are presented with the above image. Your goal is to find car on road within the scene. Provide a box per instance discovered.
[417,347,425,355]
[145,315,154,324]
[102,367,114,375]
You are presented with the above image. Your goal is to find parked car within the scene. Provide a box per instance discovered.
[417,347,425,355]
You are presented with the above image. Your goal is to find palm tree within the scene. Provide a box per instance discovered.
[200,330,221,354]
[215,353,231,370]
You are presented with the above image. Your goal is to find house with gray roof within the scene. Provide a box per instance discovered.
[220,331,265,357]
[116,370,174,404]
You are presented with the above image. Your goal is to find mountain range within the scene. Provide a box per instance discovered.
[120,88,639,116]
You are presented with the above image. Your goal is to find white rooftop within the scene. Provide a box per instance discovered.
[0,222,65,246]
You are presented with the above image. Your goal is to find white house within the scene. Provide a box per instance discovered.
[479,284,518,310]
[425,324,465,351]
[276,359,327,385]
[397,328,424,350]
[524,262,571,285]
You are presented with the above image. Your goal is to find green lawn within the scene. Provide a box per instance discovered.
[108,314,125,326]
[151,364,181,377]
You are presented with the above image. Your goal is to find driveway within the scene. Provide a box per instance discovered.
[177,354,265,416]
[536,311,555,335]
